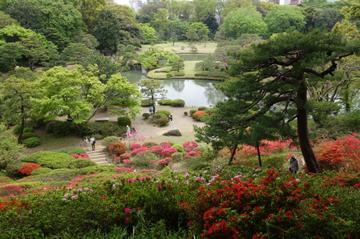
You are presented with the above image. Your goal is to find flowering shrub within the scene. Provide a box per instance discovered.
[71,153,90,159]
[192,111,207,122]
[108,142,126,156]
[115,167,134,173]
[0,185,24,197]
[130,143,142,151]
[160,147,177,157]
[241,139,293,157]
[17,163,41,176]
[183,141,199,152]
[158,157,171,167]
[315,134,360,171]
[187,169,350,238]
[131,146,149,156]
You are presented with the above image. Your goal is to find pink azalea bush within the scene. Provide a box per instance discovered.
[115,167,134,173]
[241,139,293,157]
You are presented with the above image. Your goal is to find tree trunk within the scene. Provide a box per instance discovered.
[256,143,262,167]
[228,145,237,165]
[18,105,25,143]
[151,89,156,113]
[296,78,319,173]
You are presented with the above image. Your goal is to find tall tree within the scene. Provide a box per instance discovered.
[92,4,140,55]
[265,6,305,35]
[206,31,358,173]
[222,8,267,39]
[140,79,166,113]
[0,67,37,142]
[72,0,106,30]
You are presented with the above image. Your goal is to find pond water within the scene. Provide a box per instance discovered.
[123,71,226,107]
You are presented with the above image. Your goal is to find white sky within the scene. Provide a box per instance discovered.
[114,0,130,5]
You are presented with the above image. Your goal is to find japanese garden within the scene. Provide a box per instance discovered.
[0,0,359,238]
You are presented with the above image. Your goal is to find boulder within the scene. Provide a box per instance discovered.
[163,129,182,137]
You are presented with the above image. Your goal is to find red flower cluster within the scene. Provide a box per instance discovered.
[241,139,293,157]
[183,141,201,159]
[188,169,338,239]
[17,163,41,176]
[71,153,90,159]
[115,167,134,173]
[316,134,360,171]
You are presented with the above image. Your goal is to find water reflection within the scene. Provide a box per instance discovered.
[123,71,225,107]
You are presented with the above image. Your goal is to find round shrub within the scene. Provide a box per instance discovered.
[192,111,207,122]
[31,167,52,175]
[131,152,157,167]
[171,99,185,107]
[22,132,37,139]
[23,137,41,148]
[108,142,126,156]
[189,109,196,117]
[102,136,122,148]
[156,110,171,117]
[117,116,131,127]
[5,161,22,178]
[151,113,169,127]
[172,144,185,153]
[18,163,41,176]
[22,151,76,169]
[172,152,184,162]
[143,113,150,120]
[158,99,172,106]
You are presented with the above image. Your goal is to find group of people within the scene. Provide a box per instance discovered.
[84,136,96,151]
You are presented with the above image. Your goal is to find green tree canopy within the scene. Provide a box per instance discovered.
[92,4,140,55]
[32,66,140,123]
[0,124,23,170]
[139,23,158,44]
[72,0,106,30]
[0,25,58,72]
[0,67,38,142]
[139,48,182,70]
[185,22,209,42]
[222,8,267,39]
[265,6,305,35]
[303,7,343,32]
[4,0,85,49]
[0,10,18,28]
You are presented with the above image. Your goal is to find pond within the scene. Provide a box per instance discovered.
[123,71,226,107]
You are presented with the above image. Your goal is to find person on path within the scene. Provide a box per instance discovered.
[126,125,131,138]
[90,137,96,151]
[168,114,173,121]
[289,156,299,174]
[149,106,153,114]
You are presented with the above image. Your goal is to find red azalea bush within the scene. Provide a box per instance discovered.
[115,167,135,173]
[192,111,207,122]
[241,139,292,157]
[315,134,360,171]
[0,185,24,197]
[108,142,127,156]
[71,153,90,159]
[187,169,349,239]
[17,163,41,176]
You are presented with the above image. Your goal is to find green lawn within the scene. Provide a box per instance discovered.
[141,41,217,54]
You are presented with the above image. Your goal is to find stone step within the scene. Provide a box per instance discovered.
[88,152,106,157]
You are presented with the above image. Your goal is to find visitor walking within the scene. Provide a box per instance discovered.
[168,114,173,121]
[90,136,96,151]
[149,106,153,114]
[126,125,131,138]
[289,156,299,174]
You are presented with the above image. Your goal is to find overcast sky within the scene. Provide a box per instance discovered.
[114,0,130,5]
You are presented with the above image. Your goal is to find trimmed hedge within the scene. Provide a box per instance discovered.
[158,99,185,107]
[117,117,131,127]
[141,99,153,107]
[23,137,41,148]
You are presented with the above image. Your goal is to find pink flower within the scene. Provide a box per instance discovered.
[160,142,172,148]
[160,147,177,157]
[127,178,136,183]
[124,207,132,215]
[115,167,134,173]
[123,159,131,164]
[149,145,163,154]
[131,146,149,156]
[195,177,206,183]
[130,143,142,151]
[183,141,199,152]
